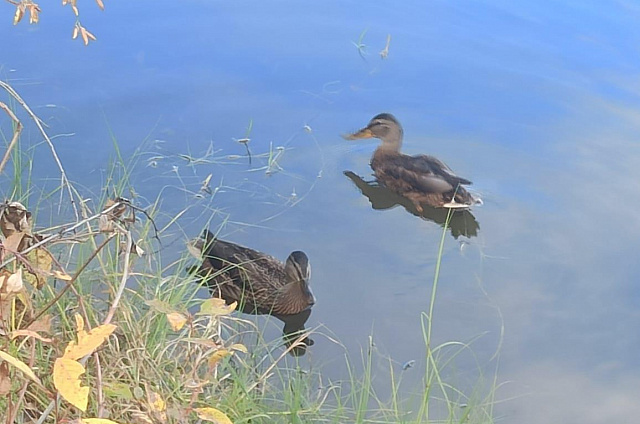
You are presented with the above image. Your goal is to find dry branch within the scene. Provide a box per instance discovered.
[0,102,22,175]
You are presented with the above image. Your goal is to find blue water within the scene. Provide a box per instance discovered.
[4,0,640,421]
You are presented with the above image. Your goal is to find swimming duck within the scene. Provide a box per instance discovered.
[192,230,315,353]
[344,113,480,210]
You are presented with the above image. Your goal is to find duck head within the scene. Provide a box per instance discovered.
[344,113,404,151]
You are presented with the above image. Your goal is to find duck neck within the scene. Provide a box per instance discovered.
[378,130,403,152]
[277,280,315,313]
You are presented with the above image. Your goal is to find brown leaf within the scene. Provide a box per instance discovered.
[27,314,52,333]
[95,0,104,10]
[0,362,10,395]
[1,202,31,238]
[10,329,53,343]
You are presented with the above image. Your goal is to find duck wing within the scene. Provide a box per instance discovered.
[374,152,472,193]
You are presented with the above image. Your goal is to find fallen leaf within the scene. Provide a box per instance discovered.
[198,298,236,316]
[0,350,42,386]
[194,407,233,424]
[63,314,116,360]
[0,362,10,395]
[53,357,89,411]
[166,312,187,331]
[148,390,167,422]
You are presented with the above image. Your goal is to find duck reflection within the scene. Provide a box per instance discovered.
[190,230,315,356]
[344,171,479,239]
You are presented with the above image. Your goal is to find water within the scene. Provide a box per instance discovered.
[4,0,640,421]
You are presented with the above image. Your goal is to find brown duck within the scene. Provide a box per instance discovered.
[345,113,480,210]
[192,230,315,354]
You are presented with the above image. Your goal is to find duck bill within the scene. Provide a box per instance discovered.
[343,127,374,140]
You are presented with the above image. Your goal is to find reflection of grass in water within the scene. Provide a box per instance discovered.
[0,90,499,422]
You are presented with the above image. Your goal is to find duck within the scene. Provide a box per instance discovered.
[344,113,480,210]
[191,230,315,353]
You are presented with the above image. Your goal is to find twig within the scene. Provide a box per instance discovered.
[0,80,80,220]
[0,200,123,270]
[31,234,115,323]
[104,229,132,325]
[0,101,23,175]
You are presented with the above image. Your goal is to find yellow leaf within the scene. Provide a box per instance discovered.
[24,247,53,289]
[229,343,248,353]
[75,313,85,332]
[148,390,166,413]
[0,350,42,386]
[53,358,89,412]
[166,312,187,331]
[13,5,24,25]
[52,270,73,281]
[10,329,53,343]
[63,315,116,360]
[198,298,236,316]
[82,419,123,424]
[207,349,231,368]
[194,407,233,424]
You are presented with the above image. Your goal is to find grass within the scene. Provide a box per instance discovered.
[0,84,500,423]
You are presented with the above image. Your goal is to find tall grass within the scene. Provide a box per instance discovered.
[0,90,500,423]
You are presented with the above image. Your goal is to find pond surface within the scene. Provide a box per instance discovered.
[4,0,640,422]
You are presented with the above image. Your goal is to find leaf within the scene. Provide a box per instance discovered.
[52,270,73,281]
[229,343,248,353]
[10,329,53,343]
[166,312,187,331]
[148,390,167,422]
[5,268,23,293]
[194,407,233,424]
[198,298,236,316]
[207,349,231,368]
[13,5,24,25]
[0,362,11,395]
[104,381,133,401]
[53,357,89,412]
[3,232,25,252]
[95,0,104,10]
[145,299,174,314]
[82,419,124,424]
[27,314,52,333]
[186,239,204,259]
[63,314,116,360]
[0,350,42,386]
[24,247,53,289]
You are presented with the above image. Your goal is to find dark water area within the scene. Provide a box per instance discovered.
[4,0,640,421]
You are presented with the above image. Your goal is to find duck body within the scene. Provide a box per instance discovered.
[346,113,479,210]
[371,148,476,210]
[196,230,315,319]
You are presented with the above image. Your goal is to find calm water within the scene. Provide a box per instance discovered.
[4,1,640,421]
